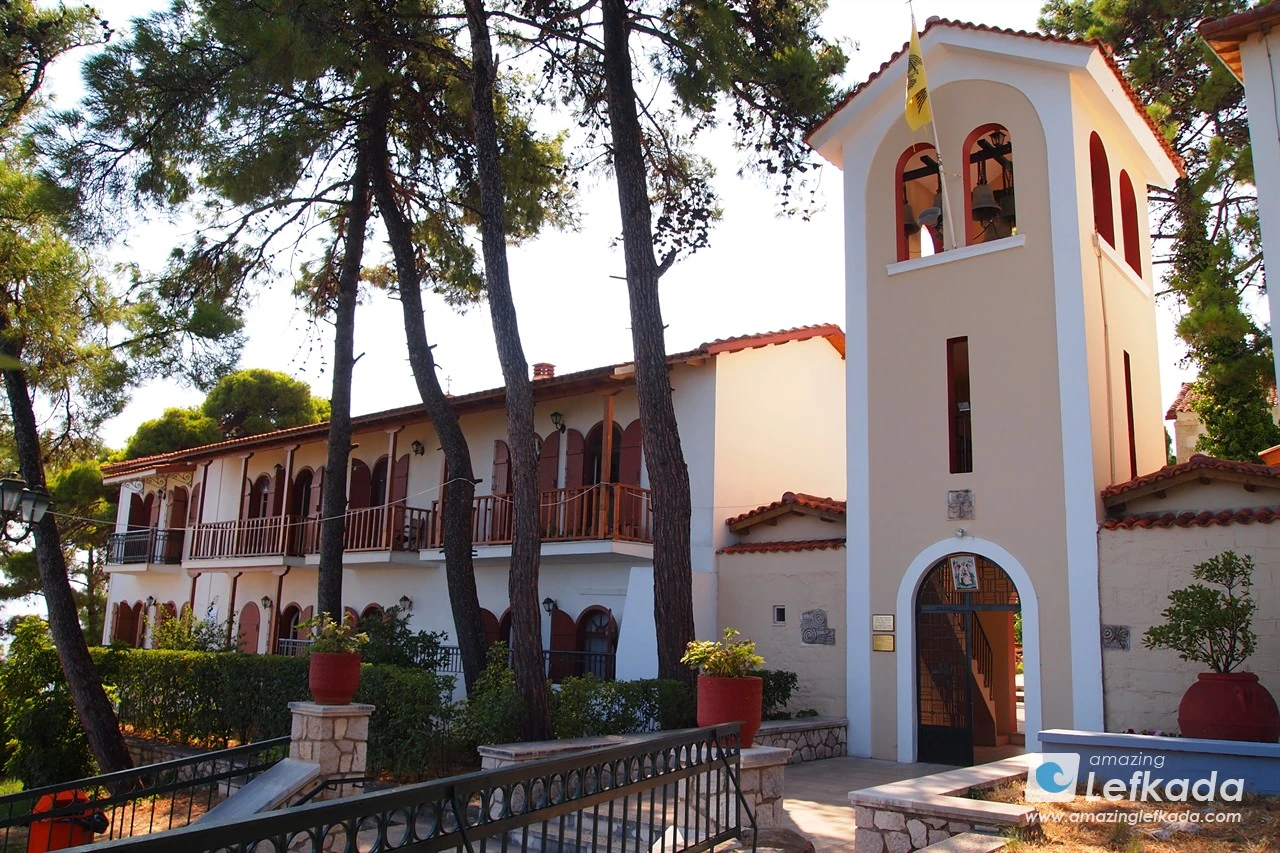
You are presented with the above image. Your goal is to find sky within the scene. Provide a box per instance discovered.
[39,0,1198,454]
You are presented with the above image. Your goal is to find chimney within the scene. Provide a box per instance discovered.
[533,362,555,380]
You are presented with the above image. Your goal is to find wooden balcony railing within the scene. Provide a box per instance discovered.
[430,483,653,547]
[178,485,650,561]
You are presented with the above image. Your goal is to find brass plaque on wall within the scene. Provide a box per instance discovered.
[872,633,895,652]
[872,614,894,633]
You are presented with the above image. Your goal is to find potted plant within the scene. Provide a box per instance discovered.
[1143,551,1279,742]
[682,628,766,747]
[299,612,369,705]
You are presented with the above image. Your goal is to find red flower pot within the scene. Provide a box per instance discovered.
[309,653,362,705]
[696,674,764,747]
[1178,672,1280,743]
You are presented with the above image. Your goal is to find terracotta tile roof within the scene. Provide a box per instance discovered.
[1102,507,1280,530]
[718,538,846,555]
[103,324,845,478]
[1164,381,1275,419]
[1199,2,1280,81]
[726,492,847,527]
[1101,453,1280,503]
[807,18,1185,177]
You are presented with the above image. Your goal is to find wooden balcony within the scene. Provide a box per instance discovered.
[437,483,653,546]
[184,484,652,560]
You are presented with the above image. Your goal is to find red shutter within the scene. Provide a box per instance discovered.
[549,608,578,681]
[619,419,643,486]
[188,485,201,526]
[539,431,560,490]
[349,460,372,509]
[312,468,325,516]
[147,493,161,528]
[492,440,512,495]
[391,454,409,504]
[240,478,252,520]
[565,429,585,489]
[480,608,500,647]
[238,602,261,654]
[270,472,283,516]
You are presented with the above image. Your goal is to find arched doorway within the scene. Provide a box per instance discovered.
[576,606,618,680]
[480,608,500,647]
[915,554,1021,766]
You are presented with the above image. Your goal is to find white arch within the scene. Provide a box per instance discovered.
[895,536,1042,763]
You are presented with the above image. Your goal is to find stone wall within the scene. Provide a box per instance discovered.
[754,718,847,764]
[853,807,1004,852]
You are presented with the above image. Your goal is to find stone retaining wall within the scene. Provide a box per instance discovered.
[848,757,1037,853]
[754,717,848,764]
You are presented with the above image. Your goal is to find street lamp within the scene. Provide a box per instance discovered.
[0,474,52,542]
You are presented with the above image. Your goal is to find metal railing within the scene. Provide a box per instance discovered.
[546,648,617,682]
[106,529,185,565]
[276,637,313,656]
[78,725,753,853]
[0,736,289,853]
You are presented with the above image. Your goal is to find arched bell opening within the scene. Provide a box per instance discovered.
[896,143,942,262]
[963,124,1015,245]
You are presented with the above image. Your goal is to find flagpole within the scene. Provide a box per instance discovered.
[911,8,958,251]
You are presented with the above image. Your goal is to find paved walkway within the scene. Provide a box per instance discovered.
[778,758,955,852]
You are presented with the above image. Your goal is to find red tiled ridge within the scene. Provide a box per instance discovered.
[807,18,1185,176]
[1103,507,1280,530]
[1165,381,1276,419]
[1101,454,1280,499]
[726,491,847,526]
[104,324,846,477]
[718,538,846,555]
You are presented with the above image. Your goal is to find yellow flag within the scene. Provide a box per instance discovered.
[905,26,932,131]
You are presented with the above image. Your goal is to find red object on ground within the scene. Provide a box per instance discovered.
[696,674,764,747]
[1178,672,1280,742]
[308,652,362,705]
[26,790,107,853]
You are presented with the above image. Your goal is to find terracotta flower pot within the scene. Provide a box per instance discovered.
[309,652,362,705]
[696,674,764,747]
[1178,672,1280,743]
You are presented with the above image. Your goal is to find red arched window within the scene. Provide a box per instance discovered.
[1090,132,1114,246]
[896,143,942,261]
[962,124,1015,246]
[1119,170,1142,276]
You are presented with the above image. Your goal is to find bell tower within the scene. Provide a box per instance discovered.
[808,20,1182,761]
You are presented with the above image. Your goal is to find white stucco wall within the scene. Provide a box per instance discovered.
[1098,522,1280,733]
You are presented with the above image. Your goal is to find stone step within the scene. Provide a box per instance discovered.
[1008,732,1025,746]
[920,831,1007,852]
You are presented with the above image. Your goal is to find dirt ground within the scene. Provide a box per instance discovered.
[978,782,1280,852]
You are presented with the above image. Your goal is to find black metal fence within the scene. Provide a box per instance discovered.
[0,736,289,853]
[106,529,185,565]
[72,724,752,853]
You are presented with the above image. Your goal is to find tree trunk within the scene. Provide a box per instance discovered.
[601,0,696,688]
[2,350,133,776]
[367,87,489,694]
[317,126,372,621]
[464,0,552,739]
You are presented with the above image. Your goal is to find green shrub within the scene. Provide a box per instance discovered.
[551,675,694,738]
[681,628,764,678]
[454,644,523,751]
[147,609,236,651]
[761,669,798,720]
[1,617,96,787]
[357,606,448,670]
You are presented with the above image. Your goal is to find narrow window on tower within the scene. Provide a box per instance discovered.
[947,337,972,473]
[1124,351,1138,480]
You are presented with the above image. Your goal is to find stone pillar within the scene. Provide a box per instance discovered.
[738,746,789,829]
[289,702,373,801]
[679,744,790,836]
